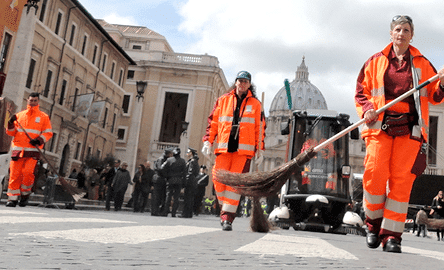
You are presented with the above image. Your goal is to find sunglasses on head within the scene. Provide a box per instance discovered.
[392,15,412,23]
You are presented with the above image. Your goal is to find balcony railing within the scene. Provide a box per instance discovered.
[138,52,220,67]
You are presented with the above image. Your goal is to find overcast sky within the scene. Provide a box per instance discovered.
[78,0,444,124]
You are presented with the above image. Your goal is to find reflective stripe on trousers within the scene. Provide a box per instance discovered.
[363,132,421,235]
[8,157,38,200]
[212,152,249,214]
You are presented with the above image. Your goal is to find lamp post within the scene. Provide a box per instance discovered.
[125,81,147,177]
[136,81,147,101]
[179,120,189,156]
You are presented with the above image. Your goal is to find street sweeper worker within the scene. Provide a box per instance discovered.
[5,92,53,207]
[202,70,265,231]
[355,15,444,253]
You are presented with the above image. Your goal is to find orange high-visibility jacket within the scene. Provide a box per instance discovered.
[355,43,444,141]
[203,89,265,157]
[6,104,52,158]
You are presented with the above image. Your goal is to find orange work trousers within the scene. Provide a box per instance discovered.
[363,131,421,242]
[8,157,38,200]
[212,152,251,222]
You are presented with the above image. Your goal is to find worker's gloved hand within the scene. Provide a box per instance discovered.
[8,114,17,124]
[256,149,264,166]
[201,141,212,159]
[30,137,43,146]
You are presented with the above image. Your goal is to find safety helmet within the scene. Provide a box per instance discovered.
[342,211,364,227]
[236,71,251,82]
[268,206,290,221]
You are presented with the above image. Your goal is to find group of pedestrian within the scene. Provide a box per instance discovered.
[150,147,209,218]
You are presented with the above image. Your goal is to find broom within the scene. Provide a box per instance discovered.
[416,209,444,229]
[15,120,86,201]
[216,74,439,197]
[248,92,272,233]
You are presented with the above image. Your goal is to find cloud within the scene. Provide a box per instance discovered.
[176,0,444,121]
[103,13,138,26]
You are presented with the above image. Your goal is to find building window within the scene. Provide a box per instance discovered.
[361,142,366,152]
[87,146,92,158]
[72,88,79,112]
[117,128,126,141]
[75,141,81,160]
[59,79,67,105]
[111,113,116,133]
[101,53,107,72]
[118,69,124,86]
[110,61,115,80]
[54,12,63,36]
[39,0,48,22]
[132,45,142,50]
[428,116,438,166]
[96,149,101,158]
[68,24,76,46]
[25,59,36,89]
[122,95,130,114]
[49,133,57,152]
[127,70,134,79]
[159,92,188,143]
[43,69,53,98]
[102,107,108,128]
[81,34,88,55]
[0,32,12,73]
[92,44,98,65]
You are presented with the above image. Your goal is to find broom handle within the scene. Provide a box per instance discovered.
[313,74,439,152]
[15,120,58,176]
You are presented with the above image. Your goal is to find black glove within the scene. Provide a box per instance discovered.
[8,114,17,124]
[30,138,42,146]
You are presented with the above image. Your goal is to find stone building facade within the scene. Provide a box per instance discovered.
[2,0,135,176]
[98,21,228,197]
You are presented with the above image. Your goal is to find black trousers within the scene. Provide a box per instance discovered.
[113,188,127,210]
[162,184,181,216]
[151,181,166,215]
[182,184,196,217]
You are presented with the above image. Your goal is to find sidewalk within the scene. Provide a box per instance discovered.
[0,191,134,211]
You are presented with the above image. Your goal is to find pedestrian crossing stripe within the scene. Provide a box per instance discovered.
[11,225,220,244]
[236,233,359,260]
[0,216,136,224]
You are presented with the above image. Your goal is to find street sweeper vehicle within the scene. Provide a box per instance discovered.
[268,109,364,234]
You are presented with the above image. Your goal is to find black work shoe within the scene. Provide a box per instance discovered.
[366,232,381,249]
[383,239,402,253]
[6,200,18,207]
[19,196,29,207]
[222,220,232,231]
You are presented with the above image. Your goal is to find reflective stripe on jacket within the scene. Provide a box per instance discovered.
[6,104,53,156]
[203,89,265,157]
[355,43,444,141]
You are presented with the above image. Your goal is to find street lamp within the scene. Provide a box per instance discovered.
[181,121,189,136]
[25,0,40,14]
[136,81,147,101]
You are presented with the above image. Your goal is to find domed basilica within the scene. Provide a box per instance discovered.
[262,57,329,171]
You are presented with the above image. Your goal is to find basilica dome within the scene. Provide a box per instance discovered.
[269,57,328,116]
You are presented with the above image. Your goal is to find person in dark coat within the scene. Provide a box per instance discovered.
[111,162,132,211]
[105,159,120,211]
[133,163,155,213]
[430,190,444,241]
[160,147,187,217]
[151,149,172,216]
[193,165,209,216]
[180,148,200,218]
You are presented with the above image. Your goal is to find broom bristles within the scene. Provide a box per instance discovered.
[250,197,271,233]
[216,148,317,197]
[58,177,86,202]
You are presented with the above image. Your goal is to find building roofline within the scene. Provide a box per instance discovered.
[71,0,136,65]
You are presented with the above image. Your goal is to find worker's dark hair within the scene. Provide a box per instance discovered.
[29,92,40,99]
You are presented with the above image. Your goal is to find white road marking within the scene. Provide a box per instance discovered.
[0,216,136,224]
[403,246,444,261]
[236,233,359,260]
[0,209,48,215]
[11,225,220,244]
